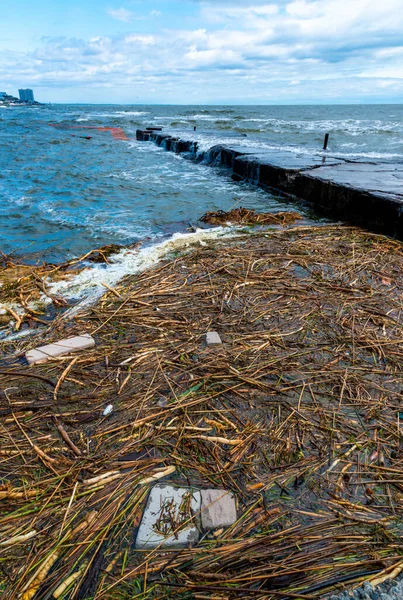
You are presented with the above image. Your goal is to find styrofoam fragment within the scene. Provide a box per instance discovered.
[201,489,237,530]
[205,331,222,346]
[136,485,201,549]
[26,334,95,365]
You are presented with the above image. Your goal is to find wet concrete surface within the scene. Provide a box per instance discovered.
[306,162,403,199]
[136,130,403,238]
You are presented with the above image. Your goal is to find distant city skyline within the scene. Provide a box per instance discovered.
[18,88,35,103]
[0,0,402,104]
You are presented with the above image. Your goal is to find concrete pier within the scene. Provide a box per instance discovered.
[136,129,403,238]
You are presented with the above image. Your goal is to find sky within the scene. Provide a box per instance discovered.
[0,0,402,104]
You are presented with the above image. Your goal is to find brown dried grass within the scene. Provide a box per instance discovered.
[1,223,403,599]
[200,207,302,226]
[0,243,137,331]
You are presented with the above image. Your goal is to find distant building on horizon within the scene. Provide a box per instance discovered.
[19,88,35,103]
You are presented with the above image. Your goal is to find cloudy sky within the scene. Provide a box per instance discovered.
[1,0,402,104]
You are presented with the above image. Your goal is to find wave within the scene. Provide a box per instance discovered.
[109,111,150,117]
[114,111,150,117]
[219,117,403,135]
[182,130,403,160]
[13,195,33,207]
[79,111,150,119]
[36,203,159,240]
[188,114,232,121]
[156,115,403,136]
[48,226,237,309]
[333,151,403,159]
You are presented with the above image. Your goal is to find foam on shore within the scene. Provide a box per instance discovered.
[48,225,238,310]
[0,227,239,340]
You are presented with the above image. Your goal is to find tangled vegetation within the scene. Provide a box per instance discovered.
[1,221,403,598]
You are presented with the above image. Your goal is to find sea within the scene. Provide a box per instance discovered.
[1,104,402,265]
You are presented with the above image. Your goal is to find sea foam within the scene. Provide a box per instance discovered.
[48,226,238,310]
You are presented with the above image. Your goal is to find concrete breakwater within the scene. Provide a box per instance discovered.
[136,129,403,238]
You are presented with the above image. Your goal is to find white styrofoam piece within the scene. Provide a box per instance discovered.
[200,489,237,530]
[26,333,95,365]
[205,331,222,346]
[136,485,201,549]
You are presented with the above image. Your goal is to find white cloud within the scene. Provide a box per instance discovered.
[374,46,403,59]
[286,1,319,18]
[200,3,279,28]
[185,48,243,67]
[107,8,133,22]
[124,34,155,45]
[1,0,402,102]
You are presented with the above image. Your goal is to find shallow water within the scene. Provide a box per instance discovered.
[0,104,402,263]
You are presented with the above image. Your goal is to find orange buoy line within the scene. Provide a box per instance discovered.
[49,123,129,141]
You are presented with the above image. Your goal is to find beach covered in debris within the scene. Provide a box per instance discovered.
[1,213,403,598]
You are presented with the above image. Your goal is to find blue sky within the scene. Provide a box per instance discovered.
[1,0,402,104]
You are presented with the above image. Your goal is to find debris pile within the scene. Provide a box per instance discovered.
[1,222,403,598]
[0,243,133,333]
[200,207,302,226]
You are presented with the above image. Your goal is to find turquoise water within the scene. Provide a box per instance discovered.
[0,104,402,262]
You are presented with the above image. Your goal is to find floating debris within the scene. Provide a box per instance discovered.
[136,485,200,549]
[200,489,237,530]
[0,243,136,334]
[200,207,302,226]
[205,331,223,346]
[25,333,95,365]
[102,404,113,417]
[1,221,403,598]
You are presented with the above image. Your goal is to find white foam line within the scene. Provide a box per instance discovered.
[0,328,44,342]
[47,226,239,311]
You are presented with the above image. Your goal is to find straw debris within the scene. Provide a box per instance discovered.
[0,243,137,333]
[1,220,403,598]
[200,207,301,226]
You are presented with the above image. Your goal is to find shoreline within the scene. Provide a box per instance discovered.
[0,225,239,347]
[0,211,308,348]
[2,220,403,598]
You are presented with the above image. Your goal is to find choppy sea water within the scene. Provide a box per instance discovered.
[0,104,402,265]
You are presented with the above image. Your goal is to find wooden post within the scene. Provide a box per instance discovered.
[323,133,329,150]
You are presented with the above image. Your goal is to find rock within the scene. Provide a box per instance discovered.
[205,331,222,346]
[200,489,237,530]
[25,334,95,365]
[135,485,201,549]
